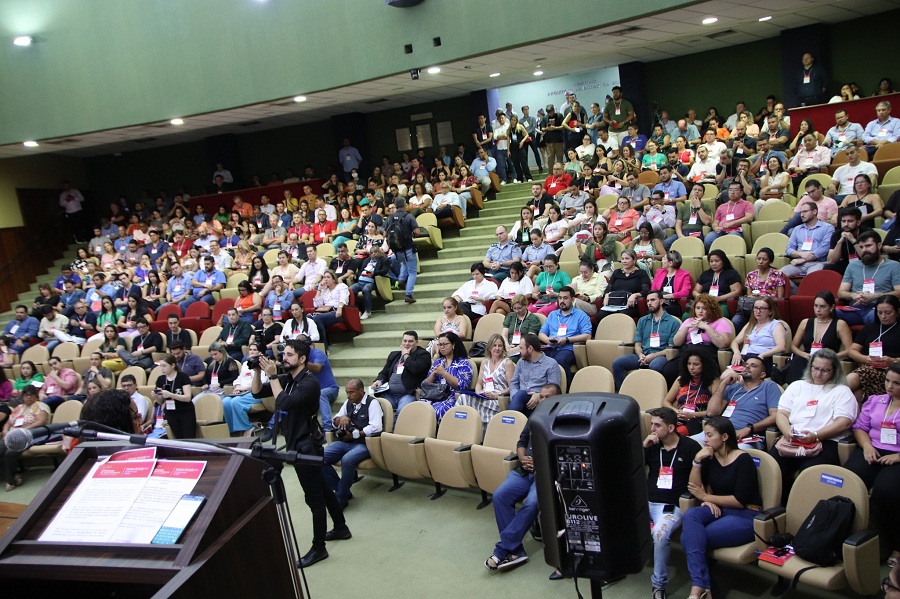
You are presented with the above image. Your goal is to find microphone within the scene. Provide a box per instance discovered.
[4,421,83,451]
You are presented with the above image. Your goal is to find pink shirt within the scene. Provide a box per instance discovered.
[792,195,839,222]
[678,317,732,344]
[713,199,753,231]
[854,394,900,452]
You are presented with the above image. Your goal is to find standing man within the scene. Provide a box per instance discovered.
[252,339,348,568]
[542,105,565,168]
[795,52,830,106]
[385,198,423,304]
[323,379,384,509]
[643,407,702,599]
[603,86,636,145]
[537,287,592,388]
[59,180,87,243]
[472,114,494,162]
[612,291,680,389]
[493,111,511,184]
[483,226,522,283]
[520,105,543,173]
[338,138,362,183]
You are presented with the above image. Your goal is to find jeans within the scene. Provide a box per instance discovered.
[492,469,539,560]
[495,149,508,182]
[320,385,339,432]
[648,502,684,589]
[349,280,375,313]
[295,460,346,551]
[222,391,260,432]
[780,213,802,236]
[382,391,416,426]
[681,506,757,588]
[838,304,875,326]
[612,353,667,390]
[323,440,371,505]
[312,311,342,351]
[458,192,471,217]
[178,292,215,312]
[508,390,535,416]
[117,347,154,369]
[396,248,418,296]
[544,348,574,387]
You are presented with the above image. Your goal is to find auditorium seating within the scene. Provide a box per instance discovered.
[376,401,437,492]
[470,410,528,509]
[422,405,482,500]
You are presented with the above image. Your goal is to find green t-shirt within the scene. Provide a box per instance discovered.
[14,373,44,392]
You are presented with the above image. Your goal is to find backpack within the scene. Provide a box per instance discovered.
[385,214,413,252]
[791,495,855,566]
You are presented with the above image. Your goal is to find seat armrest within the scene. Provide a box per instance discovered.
[503,454,519,462]
[619,342,635,347]
[755,506,785,521]
[409,437,426,444]
[844,529,878,547]
[367,432,382,438]
[453,444,473,452]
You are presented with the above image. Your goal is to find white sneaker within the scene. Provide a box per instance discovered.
[513,179,520,184]
[500,180,507,186]
[360,311,370,320]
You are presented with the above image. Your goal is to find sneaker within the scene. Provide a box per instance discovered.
[513,179,520,184]
[404,294,416,303]
[500,180,507,186]
[652,587,666,599]
[260,427,274,443]
[484,555,500,571]
[601,576,625,589]
[496,553,528,571]
[360,311,370,320]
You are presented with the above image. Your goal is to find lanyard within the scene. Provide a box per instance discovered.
[864,262,882,282]
[660,445,678,469]
[876,322,897,343]
[731,384,760,405]
[684,379,700,407]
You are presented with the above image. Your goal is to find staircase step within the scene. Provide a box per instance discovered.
[443,234,496,249]
[352,331,424,348]
[420,256,487,272]
[357,313,436,333]
[391,282,460,301]
[328,346,398,368]
[385,296,444,314]
[415,268,471,285]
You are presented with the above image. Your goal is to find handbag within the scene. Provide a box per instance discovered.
[420,381,451,402]
[468,341,487,358]
[737,296,756,317]
[775,435,823,458]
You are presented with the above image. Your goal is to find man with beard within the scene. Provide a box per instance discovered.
[825,207,863,275]
[837,230,900,326]
[703,355,780,449]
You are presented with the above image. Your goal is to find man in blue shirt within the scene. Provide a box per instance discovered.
[53,264,82,294]
[2,305,39,356]
[471,147,497,195]
[651,166,687,205]
[863,101,900,159]
[84,273,116,313]
[483,226,522,283]
[163,262,194,307]
[58,279,86,317]
[538,286,592,388]
[179,257,226,311]
[612,291,680,389]
[338,138,362,183]
[704,356,780,449]
[780,202,835,292]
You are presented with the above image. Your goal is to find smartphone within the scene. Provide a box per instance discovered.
[731,366,745,373]
[663,504,675,514]
[151,494,205,545]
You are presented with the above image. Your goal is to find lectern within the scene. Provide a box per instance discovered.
[0,441,301,598]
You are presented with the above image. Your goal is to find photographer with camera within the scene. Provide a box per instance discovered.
[252,338,349,568]
[323,379,383,509]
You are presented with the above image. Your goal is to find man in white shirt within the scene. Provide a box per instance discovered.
[432,181,465,218]
[294,245,327,293]
[207,239,233,272]
[314,197,337,223]
[493,111,512,184]
[701,129,726,158]
[829,146,878,199]
[687,146,717,183]
[723,101,746,131]
[788,134,831,176]
[212,163,234,184]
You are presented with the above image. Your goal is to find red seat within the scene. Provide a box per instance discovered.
[179,317,212,337]
[149,321,168,334]
[184,302,211,319]
[299,290,362,335]
[790,270,843,330]
[156,304,182,320]
[211,298,235,327]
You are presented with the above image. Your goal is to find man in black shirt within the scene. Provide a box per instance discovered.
[371,331,431,422]
[825,207,863,275]
[643,407,702,599]
[116,318,162,369]
[252,339,348,568]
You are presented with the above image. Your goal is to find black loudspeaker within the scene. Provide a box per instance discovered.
[530,393,651,584]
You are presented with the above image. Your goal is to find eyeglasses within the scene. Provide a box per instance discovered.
[811,366,834,374]
[437,342,451,347]
[753,306,769,311]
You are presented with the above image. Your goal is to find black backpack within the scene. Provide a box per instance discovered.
[385,214,413,252]
[791,495,855,566]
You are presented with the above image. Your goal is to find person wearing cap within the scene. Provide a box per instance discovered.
[541,104,565,169]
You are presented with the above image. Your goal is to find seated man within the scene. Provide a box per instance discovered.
[703,181,753,251]
[76,352,114,399]
[217,308,253,361]
[323,378,384,509]
[294,245,327,294]
[37,305,70,352]
[39,356,80,410]
[557,186,591,220]
[484,383,560,573]
[58,278,86,317]
[704,355,779,449]
[483,226,522,284]
[162,262,193,307]
[165,314,193,349]
[749,137,786,176]
[686,146,717,184]
[542,163,573,199]
[84,273,116,313]
[637,192,676,240]
[829,145,878,201]
[862,100,900,159]
[779,202,835,290]
[116,318,162,370]
[432,181,465,218]
[179,256,225,311]
[780,179,839,236]
[53,264,83,295]
[643,407,702,599]
[823,108,864,157]
[370,330,431,419]
[329,244,358,287]
[262,214,289,251]
[788,133,831,176]
[508,333,562,416]
[222,343,270,435]
[2,305,39,356]
[612,290,680,390]
[169,340,205,384]
[62,300,97,346]
[537,287,592,388]
[621,172,651,210]
[651,166,687,205]
[837,230,900,326]
[119,374,151,426]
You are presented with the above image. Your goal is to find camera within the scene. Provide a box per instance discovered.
[247,357,260,369]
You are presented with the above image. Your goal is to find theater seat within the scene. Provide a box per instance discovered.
[470,410,528,509]
[20,400,84,466]
[584,312,635,371]
[754,466,879,596]
[194,393,229,438]
[569,365,614,393]
[378,401,437,492]
[422,405,482,500]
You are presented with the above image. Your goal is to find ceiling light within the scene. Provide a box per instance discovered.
[426,67,441,74]
[533,70,544,76]
[13,36,33,47]
[702,17,718,25]
[489,72,500,78]
[170,118,184,126]
[23,141,38,147]
[759,15,772,21]
[293,95,307,103]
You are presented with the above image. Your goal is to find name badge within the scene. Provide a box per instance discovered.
[210,373,219,387]
[545,286,553,294]
[722,400,737,418]
[690,329,703,345]
[483,376,495,394]
[9,324,19,335]
[614,219,623,226]
[651,214,662,223]
[273,302,281,315]
[689,215,698,225]
[682,403,696,413]
[226,334,235,344]
[512,331,522,345]
[151,248,158,254]
[881,421,897,445]
[557,324,568,337]
[174,284,182,293]
[319,231,326,239]
[800,399,818,418]
[533,206,540,215]
[709,285,719,297]
[801,238,814,251]
[14,418,24,427]
[870,341,883,358]
[615,108,621,116]
[649,332,661,347]
[396,363,404,374]
[725,213,735,221]
[803,74,810,84]
[863,278,876,294]
[166,400,176,411]
[664,192,670,200]
[335,266,344,274]
[656,466,673,489]
[879,128,888,137]
[615,183,621,189]
[809,342,823,356]
[663,285,673,294]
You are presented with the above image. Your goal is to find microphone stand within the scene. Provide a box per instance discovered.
[67,427,322,599]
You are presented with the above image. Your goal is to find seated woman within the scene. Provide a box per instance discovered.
[652,250,693,318]
[310,270,350,353]
[521,229,555,280]
[691,250,742,317]
[662,294,735,387]
[232,241,256,272]
[575,221,617,275]
[563,148,582,177]
[489,262,535,316]
[664,348,721,437]
[733,248,786,329]
[349,246,391,320]
[770,349,857,504]
[596,249,650,323]
[459,333,514,433]
[726,296,787,374]
[528,255,572,314]
[421,331,473,423]
[250,308,284,358]
[542,206,569,250]
[753,156,790,214]
[143,270,166,311]
[431,298,471,357]
[570,260,607,317]
[847,295,900,400]
[844,363,900,568]
[11,361,45,403]
[233,281,263,324]
[451,263,499,322]
[354,221,386,260]
[628,222,665,276]
[263,277,295,322]
[96,297,122,330]
[247,257,270,295]
[451,165,477,211]
[97,325,127,372]
[640,140,667,171]
[682,417,762,599]
[117,295,153,338]
[509,207,538,248]
[0,385,49,491]
[195,341,241,402]
[838,173,883,227]
[561,200,604,250]
[501,294,542,359]
[783,291,853,385]
[603,197,641,244]
[407,182,433,217]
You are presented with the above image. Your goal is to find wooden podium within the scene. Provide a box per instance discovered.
[0,441,301,598]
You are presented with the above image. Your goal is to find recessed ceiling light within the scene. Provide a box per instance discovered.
[533,70,544,76]
[426,67,441,74]
[293,95,307,103]
[702,17,718,25]
[489,72,501,78]
[170,118,184,126]
[13,36,33,47]
[758,15,772,21]
[23,140,38,147]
